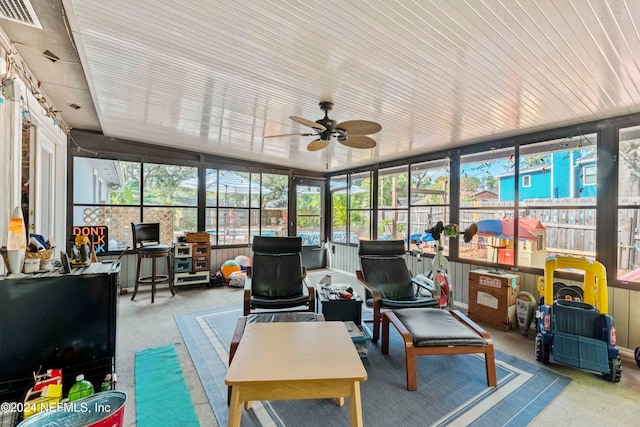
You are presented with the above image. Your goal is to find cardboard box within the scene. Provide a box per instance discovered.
[468,270,519,331]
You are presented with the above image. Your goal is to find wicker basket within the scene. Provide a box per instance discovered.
[185,232,211,243]
[25,247,55,270]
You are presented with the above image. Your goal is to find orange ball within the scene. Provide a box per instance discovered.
[221,260,241,280]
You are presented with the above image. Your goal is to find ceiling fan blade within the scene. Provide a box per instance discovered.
[264,132,315,139]
[290,116,327,132]
[307,139,331,151]
[336,120,382,135]
[339,135,376,149]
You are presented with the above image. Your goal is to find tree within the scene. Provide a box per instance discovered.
[481,175,498,193]
[261,174,288,205]
[110,162,141,204]
[520,154,550,169]
[332,194,347,227]
[619,139,640,198]
[379,173,408,207]
[460,176,481,193]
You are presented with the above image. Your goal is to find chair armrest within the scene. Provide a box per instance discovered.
[302,275,316,313]
[243,276,252,315]
[411,277,435,293]
[356,270,382,302]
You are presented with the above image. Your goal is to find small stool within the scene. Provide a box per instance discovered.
[228,312,324,405]
[382,308,497,391]
[131,222,175,303]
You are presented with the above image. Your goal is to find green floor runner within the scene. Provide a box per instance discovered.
[135,344,199,427]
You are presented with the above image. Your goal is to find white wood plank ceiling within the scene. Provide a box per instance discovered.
[62,0,640,172]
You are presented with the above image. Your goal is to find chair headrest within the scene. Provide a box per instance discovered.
[358,240,405,256]
[132,222,160,244]
[252,236,302,254]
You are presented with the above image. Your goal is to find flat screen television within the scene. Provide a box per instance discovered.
[0,271,117,403]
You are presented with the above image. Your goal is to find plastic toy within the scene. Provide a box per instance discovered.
[23,369,64,418]
[535,256,621,382]
[411,221,478,308]
[71,234,91,267]
[234,255,251,271]
[515,291,537,336]
[221,260,241,280]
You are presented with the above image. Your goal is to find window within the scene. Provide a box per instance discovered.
[458,136,598,269]
[349,172,372,242]
[143,163,198,245]
[583,165,596,186]
[618,126,640,283]
[206,169,287,245]
[73,158,142,252]
[518,135,597,268]
[212,170,251,244]
[378,166,408,242]
[331,175,347,241]
[409,159,450,255]
[261,173,288,235]
[330,172,371,243]
[74,158,289,250]
[459,148,515,266]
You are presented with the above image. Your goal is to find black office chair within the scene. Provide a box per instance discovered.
[356,239,438,342]
[131,222,174,303]
[243,236,315,315]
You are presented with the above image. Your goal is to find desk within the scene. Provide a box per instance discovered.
[225,322,367,427]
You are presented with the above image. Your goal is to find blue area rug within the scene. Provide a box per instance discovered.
[175,307,570,427]
[134,344,200,427]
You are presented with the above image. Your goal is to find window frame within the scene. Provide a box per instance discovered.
[583,165,597,186]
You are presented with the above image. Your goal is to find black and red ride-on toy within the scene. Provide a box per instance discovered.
[535,256,621,382]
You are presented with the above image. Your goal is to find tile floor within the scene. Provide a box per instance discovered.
[116,269,640,426]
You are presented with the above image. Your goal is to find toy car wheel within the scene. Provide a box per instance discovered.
[535,333,550,364]
[602,355,622,383]
[635,347,640,368]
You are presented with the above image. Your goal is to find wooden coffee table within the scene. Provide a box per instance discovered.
[225,321,368,427]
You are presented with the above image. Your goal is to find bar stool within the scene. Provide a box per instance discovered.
[131,222,174,303]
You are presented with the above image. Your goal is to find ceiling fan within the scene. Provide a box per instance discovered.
[265,101,382,151]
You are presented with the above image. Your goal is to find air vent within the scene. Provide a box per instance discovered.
[0,0,42,29]
[43,50,59,62]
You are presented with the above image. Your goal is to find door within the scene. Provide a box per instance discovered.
[28,127,56,239]
[294,178,326,269]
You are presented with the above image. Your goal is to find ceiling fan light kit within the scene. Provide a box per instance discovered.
[268,101,381,151]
